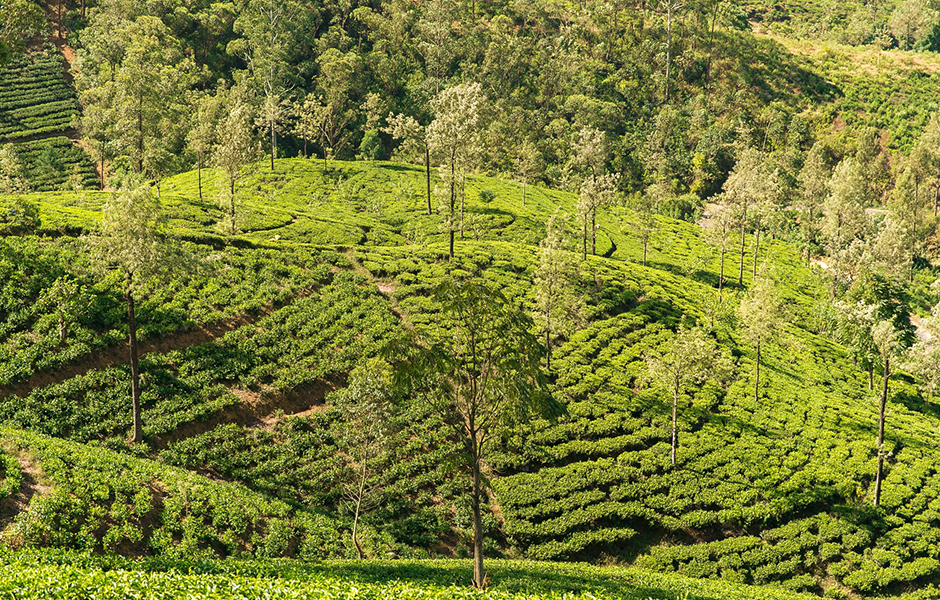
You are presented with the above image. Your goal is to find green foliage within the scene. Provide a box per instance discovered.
[0,49,78,142]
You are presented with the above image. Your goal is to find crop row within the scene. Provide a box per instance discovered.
[8,136,98,191]
[0,50,78,142]
[0,271,398,445]
[0,236,338,387]
[1,429,352,559]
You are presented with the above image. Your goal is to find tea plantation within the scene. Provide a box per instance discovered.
[2,158,940,599]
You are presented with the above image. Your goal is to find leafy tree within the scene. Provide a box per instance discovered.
[739,273,781,403]
[635,192,661,268]
[904,304,940,433]
[0,0,44,64]
[231,0,301,171]
[844,273,914,505]
[535,213,583,370]
[835,300,879,391]
[657,0,686,103]
[571,127,611,256]
[822,157,871,291]
[577,173,618,260]
[514,140,542,207]
[212,93,258,235]
[646,325,727,465]
[721,147,774,285]
[426,83,486,262]
[88,186,170,444]
[332,358,399,560]
[872,320,903,507]
[889,0,933,49]
[385,113,432,214]
[704,201,734,298]
[390,279,557,589]
[291,97,318,159]
[77,17,195,186]
[38,277,87,344]
[0,145,29,194]
[186,90,225,202]
[795,141,831,264]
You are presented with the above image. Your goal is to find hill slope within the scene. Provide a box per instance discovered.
[0,159,938,598]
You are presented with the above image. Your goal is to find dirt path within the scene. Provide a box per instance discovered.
[0,310,275,400]
[152,375,344,449]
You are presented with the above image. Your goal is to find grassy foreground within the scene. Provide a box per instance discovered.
[0,553,819,600]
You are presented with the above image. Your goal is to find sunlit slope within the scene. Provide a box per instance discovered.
[0,159,937,597]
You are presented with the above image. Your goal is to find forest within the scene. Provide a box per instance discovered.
[4,0,940,598]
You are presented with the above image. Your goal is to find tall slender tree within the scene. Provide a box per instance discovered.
[426,83,485,261]
[390,279,557,589]
[89,187,169,444]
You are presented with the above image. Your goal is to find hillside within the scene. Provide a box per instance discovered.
[0,158,939,598]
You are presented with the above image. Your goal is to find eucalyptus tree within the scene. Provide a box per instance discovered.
[231,0,302,171]
[577,173,618,260]
[704,200,735,298]
[426,83,486,261]
[77,16,195,187]
[843,274,914,506]
[390,279,558,589]
[535,213,583,370]
[89,187,170,444]
[385,113,432,214]
[795,141,832,264]
[186,90,225,202]
[571,127,611,256]
[646,325,727,465]
[906,303,940,433]
[739,272,781,402]
[332,359,399,560]
[212,92,258,235]
[721,147,775,285]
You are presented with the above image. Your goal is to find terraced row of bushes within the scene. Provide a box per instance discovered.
[10,136,98,191]
[0,429,350,559]
[0,270,394,443]
[0,236,338,387]
[0,49,78,142]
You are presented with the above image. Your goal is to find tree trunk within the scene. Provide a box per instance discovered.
[868,364,873,391]
[425,147,432,215]
[352,462,367,560]
[270,119,276,171]
[591,208,597,256]
[126,274,143,444]
[582,213,588,261]
[471,450,485,589]
[449,157,456,262]
[545,328,551,371]
[738,206,747,285]
[671,385,679,466]
[752,227,760,278]
[754,340,761,403]
[718,246,725,300]
[874,356,889,507]
[459,174,465,239]
[230,178,236,236]
[664,4,673,103]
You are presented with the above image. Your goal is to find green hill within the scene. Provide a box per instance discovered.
[1,158,939,597]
